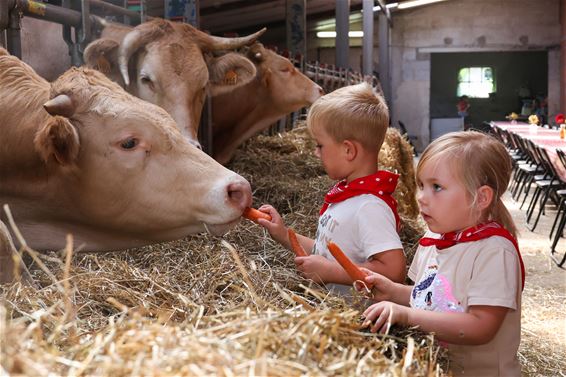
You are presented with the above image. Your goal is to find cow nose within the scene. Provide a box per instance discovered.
[227,180,252,211]
[317,86,325,95]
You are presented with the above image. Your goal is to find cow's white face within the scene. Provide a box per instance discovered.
[134,45,207,149]
[67,93,251,241]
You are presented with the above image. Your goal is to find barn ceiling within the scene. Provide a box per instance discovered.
[199,0,424,35]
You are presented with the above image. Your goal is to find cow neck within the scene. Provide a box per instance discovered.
[212,76,280,160]
[0,84,51,182]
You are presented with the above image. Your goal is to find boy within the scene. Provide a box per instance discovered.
[257,83,406,297]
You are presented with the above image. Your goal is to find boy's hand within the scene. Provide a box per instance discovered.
[295,255,332,283]
[354,267,395,302]
[361,301,408,334]
[256,205,287,245]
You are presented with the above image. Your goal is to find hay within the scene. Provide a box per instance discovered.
[0,128,440,376]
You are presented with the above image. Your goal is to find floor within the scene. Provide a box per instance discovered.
[503,190,566,376]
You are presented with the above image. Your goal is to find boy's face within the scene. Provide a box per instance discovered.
[416,157,477,234]
[311,125,348,181]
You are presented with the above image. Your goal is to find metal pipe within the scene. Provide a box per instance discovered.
[362,0,373,76]
[335,0,349,69]
[17,0,82,27]
[6,1,21,58]
[89,0,148,24]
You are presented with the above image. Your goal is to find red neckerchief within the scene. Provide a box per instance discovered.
[419,221,525,290]
[320,171,401,232]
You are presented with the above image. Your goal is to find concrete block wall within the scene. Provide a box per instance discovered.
[390,0,561,151]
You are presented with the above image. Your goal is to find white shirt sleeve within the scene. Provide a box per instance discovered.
[467,238,521,310]
[355,197,403,260]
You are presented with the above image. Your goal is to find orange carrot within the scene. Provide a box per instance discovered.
[242,207,272,223]
[327,241,371,285]
[288,228,308,257]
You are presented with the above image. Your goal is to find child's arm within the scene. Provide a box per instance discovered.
[256,204,314,252]
[365,249,406,283]
[362,302,509,345]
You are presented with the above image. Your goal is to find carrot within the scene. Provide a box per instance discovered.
[288,228,308,257]
[242,207,272,223]
[327,241,371,285]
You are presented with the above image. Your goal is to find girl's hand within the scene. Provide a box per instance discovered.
[354,267,396,302]
[361,302,409,334]
[256,205,287,245]
[295,255,332,283]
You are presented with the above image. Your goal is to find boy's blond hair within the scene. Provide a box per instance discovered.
[416,131,517,238]
[306,83,389,151]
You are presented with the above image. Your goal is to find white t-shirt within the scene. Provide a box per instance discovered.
[312,194,403,297]
[408,231,522,377]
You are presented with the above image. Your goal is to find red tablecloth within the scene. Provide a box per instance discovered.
[490,121,566,181]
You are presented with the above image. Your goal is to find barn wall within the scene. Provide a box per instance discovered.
[305,0,561,151]
[390,0,560,151]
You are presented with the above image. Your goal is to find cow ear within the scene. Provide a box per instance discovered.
[207,52,257,96]
[83,39,123,85]
[34,116,80,165]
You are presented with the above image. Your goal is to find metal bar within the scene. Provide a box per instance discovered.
[18,0,81,27]
[89,0,147,24]
[378,11,390,107]
[335,0,349,69]
[376,0,390,22]
[6,7,21,58]
[362,0,373,76]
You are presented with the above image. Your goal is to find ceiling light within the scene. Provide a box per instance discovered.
[397,0,448,9]
[316,31,364,38]
[372,2,399,12]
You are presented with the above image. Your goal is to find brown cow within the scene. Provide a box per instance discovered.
[211,43,324,164]
[0,48,252,282]
[83,18,265,149]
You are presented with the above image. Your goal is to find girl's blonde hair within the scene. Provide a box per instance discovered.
[306,83,389,151]
[416,131,517,238]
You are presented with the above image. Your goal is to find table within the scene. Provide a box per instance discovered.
[490,121,566,181]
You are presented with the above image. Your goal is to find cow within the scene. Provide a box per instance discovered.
[83,18,265,149]
[0,48,252,282]
[210,43,324,164]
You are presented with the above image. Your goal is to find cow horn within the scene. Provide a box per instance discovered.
[118,23,167,86]
[43,94,75,118]
[198,27,266,51]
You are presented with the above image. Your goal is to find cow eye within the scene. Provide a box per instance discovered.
[140,75,152,84]
[120,137,138,150]
[281,67,291,73]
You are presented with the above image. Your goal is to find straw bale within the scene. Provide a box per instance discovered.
[0,127,440,376]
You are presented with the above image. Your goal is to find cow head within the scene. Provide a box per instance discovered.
[84,19,265,148]
[247,43,324,111]
[32,68,252,244]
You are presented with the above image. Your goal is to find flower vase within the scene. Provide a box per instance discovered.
[560,124,565,140]
[511,119,517,125]
[529,123,538,135]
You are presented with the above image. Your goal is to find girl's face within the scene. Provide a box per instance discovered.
[417,157,479,234]
[311,125,348,181]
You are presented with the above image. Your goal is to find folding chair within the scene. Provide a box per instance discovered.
[548,148,566,267]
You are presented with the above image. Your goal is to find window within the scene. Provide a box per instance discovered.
[457,67,495,98]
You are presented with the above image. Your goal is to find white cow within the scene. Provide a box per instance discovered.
[0,48,252,282]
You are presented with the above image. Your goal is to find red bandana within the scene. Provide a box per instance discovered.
[419,221,525,290]
[320,171,401,231]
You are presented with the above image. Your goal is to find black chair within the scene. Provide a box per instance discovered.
[548,149,566,267]
[525,145,565,231]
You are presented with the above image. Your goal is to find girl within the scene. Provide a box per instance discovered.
[359,131,525,376]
